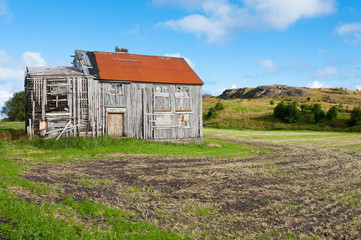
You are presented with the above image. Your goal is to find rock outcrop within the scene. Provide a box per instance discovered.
[219,85,310,99]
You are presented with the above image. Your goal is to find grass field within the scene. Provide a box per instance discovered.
[1,125,361,239]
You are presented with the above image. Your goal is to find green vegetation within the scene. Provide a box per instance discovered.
[349,107,361,126]
[204,127,361,151]
[1,91,25,121]
[0,135,265,239]
[203,92,361,131]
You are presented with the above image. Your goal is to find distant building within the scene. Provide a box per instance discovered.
[25,49,203,142]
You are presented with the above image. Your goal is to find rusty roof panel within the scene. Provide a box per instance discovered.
[93,51,203,85]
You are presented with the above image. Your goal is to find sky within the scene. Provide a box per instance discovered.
[1,0,361,111]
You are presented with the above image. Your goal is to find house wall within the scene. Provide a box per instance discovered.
[26,76,203,141]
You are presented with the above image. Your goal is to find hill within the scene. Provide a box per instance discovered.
[203,85,361,131]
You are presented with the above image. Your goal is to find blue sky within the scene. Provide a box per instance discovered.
[1,0,361,110]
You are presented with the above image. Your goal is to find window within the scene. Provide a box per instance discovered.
[155,114,172,127]
[109,83,123,96]
[155,85,169,94]
[50,85,67,94]
[176,86,190,98]
[178,113,190,127]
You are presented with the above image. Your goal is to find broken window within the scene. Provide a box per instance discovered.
[154,114,172,127]
[175,86,190,98]
[107,83,125,106]
[178,113,190,127]
[109,83,123,96]
[50,85,67,94]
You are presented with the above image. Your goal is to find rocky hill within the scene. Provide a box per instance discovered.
[219,85,310,99]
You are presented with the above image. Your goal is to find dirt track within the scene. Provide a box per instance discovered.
[21,138,361,239]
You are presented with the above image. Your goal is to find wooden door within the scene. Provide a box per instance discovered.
[108,113,124,136]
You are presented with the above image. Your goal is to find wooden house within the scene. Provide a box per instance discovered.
[25,49,204,142]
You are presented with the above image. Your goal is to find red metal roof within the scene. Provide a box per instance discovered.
[93,51,203,85]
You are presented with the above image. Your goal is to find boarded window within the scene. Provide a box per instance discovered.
[178,113,190,127]
[155,114,172,127]
[155,96,170,110]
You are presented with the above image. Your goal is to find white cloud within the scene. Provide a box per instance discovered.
[0,0,12,21]
[356,85,361,91]
[315,66,338,77]
[0,67,23,81]
[164,53,196,68]
[335,22,361,45]
[22,52,47,67]
[231,84,237,89]
[307,81,324,88]
[260,59,278,72]
[156,0,337,44]
[0,50,47,110]
[0,89,13,117]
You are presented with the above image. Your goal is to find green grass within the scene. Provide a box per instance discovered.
[204,127,361,151]
[0,135,266,239]
[0,121,24,130]
[1,136,265,163]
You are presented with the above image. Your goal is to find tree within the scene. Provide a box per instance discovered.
[326,105,340,120]
[1,91,26,121]
[311,104,325,123]
[274,101,301,123]
[349,107,361,126]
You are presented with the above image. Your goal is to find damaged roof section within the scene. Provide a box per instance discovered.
[27,67,84,77]
[92,51,204,85]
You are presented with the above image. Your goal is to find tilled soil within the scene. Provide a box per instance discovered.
[20,139,361,239]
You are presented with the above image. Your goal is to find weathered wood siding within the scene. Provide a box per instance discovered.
[27,76,203,141]
[26,76,91,138]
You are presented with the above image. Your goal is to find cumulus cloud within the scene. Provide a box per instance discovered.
[307,81,324,88]
[231,84,237,89]
[356,85,361,91]
[0,50,46,109]
[22,52,47,67]
[164,53,196,68]
[335,22,361,45]
[260,59,278,72]
[156,0,337,44]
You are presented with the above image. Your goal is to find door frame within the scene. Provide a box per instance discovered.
[106,108,126,136]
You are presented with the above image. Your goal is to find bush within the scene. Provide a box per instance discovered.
[312,104,325,123]
[270,100,275,105]
[206,107,219,120]
[215,102,225,111]
[326,106,339,120]
[349,107,361,126]
[274,101,301,123]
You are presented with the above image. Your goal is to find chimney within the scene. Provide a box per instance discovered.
[115,46,129,53]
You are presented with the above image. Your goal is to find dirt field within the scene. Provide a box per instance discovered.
[17,136,361,239]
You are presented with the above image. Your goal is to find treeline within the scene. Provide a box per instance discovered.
[274,101,361,126]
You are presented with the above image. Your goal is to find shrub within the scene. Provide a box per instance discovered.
[349,107,361,126]
[312,104,325,123]
[270,100,275,105]
[215,102,225,111]
[206,107,219,120]
[326,106,339,120]
[274,101,301,123]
